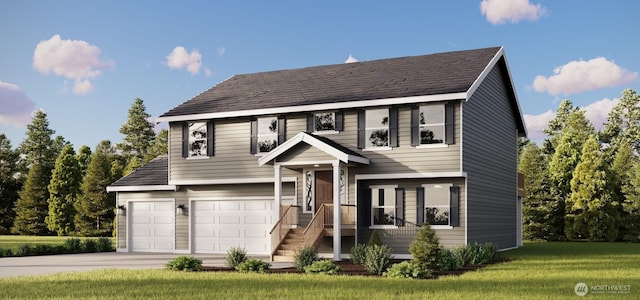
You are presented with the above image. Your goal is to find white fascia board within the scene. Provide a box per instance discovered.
[258,132,305,166]
[106,185,177,192]
[169,177,297,186]
[355,172,467,180]
[156,93,467,123]
[259,132,369,166]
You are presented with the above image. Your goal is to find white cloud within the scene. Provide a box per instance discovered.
[533,57,637,95]
[217,47,226,57]
[523,110,555,140]
[345,54,358,63]
[480,0,547,25]
[582,97,619,130]
[0,81,36,127]
[166,46,202,75]
[33,34,114,95]
[204,67,212,77]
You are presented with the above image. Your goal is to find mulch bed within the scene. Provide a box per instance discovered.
[201,258,507,279]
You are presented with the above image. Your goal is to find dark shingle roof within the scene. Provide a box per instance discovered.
[160,47,502,117]
[109,155,168,187]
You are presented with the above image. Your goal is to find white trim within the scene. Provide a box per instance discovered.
[107,185,178,192]
[415,144,449,149]
[431,225,454,230]
[355,172,467,180]
[362,146,392,152]
[126,198,176,253]
[464,178,468,245]
[332,160,341,261]
[311,130,339,135]
[258,132,369,166]
[277,160,337,167]
[169,177,297,186]
[369,225,399,229]
[186,156,210,160]
[498,246,520,252]
[189,196,280,201]
[156,92,467,123]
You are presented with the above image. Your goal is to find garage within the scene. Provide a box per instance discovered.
[129,201,175,252]
[192,199,274,254]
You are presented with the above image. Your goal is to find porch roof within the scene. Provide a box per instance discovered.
[258,132,369,166]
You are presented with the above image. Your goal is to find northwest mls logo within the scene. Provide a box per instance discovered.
[574,283,588,297]
[575,282,631,296]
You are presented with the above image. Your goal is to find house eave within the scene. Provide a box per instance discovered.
[258,132,369,166]
[106,185,177,192]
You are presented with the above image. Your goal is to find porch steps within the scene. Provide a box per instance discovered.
[272,228,306,262]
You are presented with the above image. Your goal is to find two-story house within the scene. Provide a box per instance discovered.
[107,46,527,261]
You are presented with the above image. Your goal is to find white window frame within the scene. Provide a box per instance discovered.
[188,121,208,158]
[313,112,338,134]
[423,183,452,229]
[416,104,446,148]
[369,184,398,229]
[365,108,391,150]
[257,116,278,154]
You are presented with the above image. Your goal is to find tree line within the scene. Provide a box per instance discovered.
[0,98,167,236]
[519,89,640,242]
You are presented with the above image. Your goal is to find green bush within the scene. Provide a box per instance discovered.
[16,244,31,256]
[453,242,498,266]
[350,243,368,265]
[64,238,82,253]
[31,244,64,255]
[439,249,461,271]
[83,239,97,253]
[294,246,318,271]
[165,256,203,272]
[225,247,247,269]
[454,244,473,266]
[367,230,382,246]
[0,247,12,257]
[304,260,342,275]
[364,244,392,275]
[96,237,114,252]
[409,224,441,272]
[236,258,270,273]
[385,261,429,279]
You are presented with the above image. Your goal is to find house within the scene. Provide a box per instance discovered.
[107,46,527,261]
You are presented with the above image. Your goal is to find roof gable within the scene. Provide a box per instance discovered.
[258,132,369,166]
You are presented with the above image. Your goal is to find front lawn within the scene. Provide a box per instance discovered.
[0,235,115,253]
[0,242,637,299]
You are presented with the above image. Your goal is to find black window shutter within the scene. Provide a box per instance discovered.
[445,102,455,145]
[250,119,257,154]
[395,188,405,227]
[206,120,215,157]
[411,106,419,146]
[181,122,189,158]
[389,107,399,147]
[306,114,314,132]
[357,110,365,149]
[335,111,344,131]
[278,116,286,145]
[450,186,460,227]
[416,187,425,226]
[362,187,372,228]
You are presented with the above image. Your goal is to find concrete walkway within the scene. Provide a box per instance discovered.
[0,252,293,278]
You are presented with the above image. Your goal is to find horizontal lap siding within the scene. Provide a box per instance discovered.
[463,63,518,250]
[277,143,336,162]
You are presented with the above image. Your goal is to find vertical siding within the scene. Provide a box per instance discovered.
[463,62,519,249]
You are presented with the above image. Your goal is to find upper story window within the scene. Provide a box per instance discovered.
[412,102,455,146]
[307,111,343,133]
[182,120,214,158]
[250,116,286,154]
[358,107,398,150]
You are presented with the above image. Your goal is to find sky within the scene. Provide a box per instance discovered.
[1,0,639,150]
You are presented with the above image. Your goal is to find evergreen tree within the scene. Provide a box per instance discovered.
[118,98,155,174]
[75,141,116,236]
[621,158,640,241]
[18,110,56,169]
[144,129,168,162]
[76,145,92,177]
[0,134,22,234]
[542,99,578,156]
[600,89,640,154]
[566,135,620,241]
[46,144,81,236]
[11,162,50,235]
[518,143,557,240]
[609,144,635,240]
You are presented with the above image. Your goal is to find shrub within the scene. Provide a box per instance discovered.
[367,230,382,246]
[439,249,461,271]
[31,244,64,255]
[304,260,342,275]
[454,245,473,266]
[236,258,270,273]
[350,243,368,265]
[470,242,497,265]
[64,237,82,253]
[96,237,114,252]
[16,244,31,256]
[225,247,247,269]
[385,261,429,279]
[0,247,12,257]
[409,224,441,272]
[294,246,318,271]
[364,244,392,275]
[83,239,97,253]
[165,255,203,272]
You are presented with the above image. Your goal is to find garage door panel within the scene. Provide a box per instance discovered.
[220,228,241,238]
[220,202,240,210]
[245,201,269,210]
[195,216,215,224]
[130,200,174,252]
[220,215,240,224]
[244,215,267,224]
[245,229,267,238]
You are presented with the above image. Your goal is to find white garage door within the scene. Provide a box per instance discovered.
[130,201,174,252]
[193,200,274,254]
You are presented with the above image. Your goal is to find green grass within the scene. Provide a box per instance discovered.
[0,242,638,299]
[0,235,114,252]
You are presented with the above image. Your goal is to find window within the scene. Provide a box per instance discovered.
[417,184,459,227]
[369,185,404,227]
[358,108,398,149]
[419,105,444,144]
[257,116,278,153]
[182,120,214,158]
[308,111,343,133]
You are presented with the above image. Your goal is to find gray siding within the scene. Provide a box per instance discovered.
[462,63,519,249]
[356,178,466,254]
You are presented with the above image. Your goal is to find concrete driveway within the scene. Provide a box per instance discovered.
[0,252,293,278]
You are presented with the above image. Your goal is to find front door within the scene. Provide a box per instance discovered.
[315,170,333,212]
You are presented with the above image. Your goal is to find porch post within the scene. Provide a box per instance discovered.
[332,161,341,261]
[274,163,282,218]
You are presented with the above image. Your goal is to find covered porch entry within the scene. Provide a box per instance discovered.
[258,132,369,261]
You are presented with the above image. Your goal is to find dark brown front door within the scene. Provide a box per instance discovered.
[315,170,333,212]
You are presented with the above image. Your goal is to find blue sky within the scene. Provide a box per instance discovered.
[1,0,639,149]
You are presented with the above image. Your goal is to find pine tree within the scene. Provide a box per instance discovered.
[118,98,155,174]
[566,135,620,241]
[18,110,56,169]
[409,224,441,272]
[11,162,50,235]
[0,134,22,234]
[542,99,578,156]
[621,158,640,241]
[76,145,92,177]
[46,144,81,236]
[75,141,116,236]
[144,129,168,162]
[600,89,640,154]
